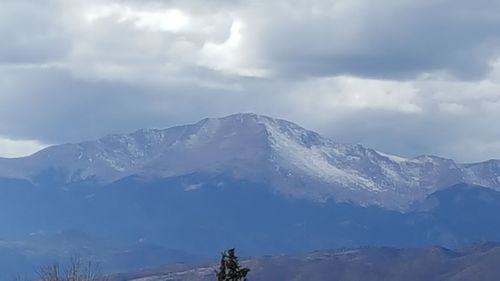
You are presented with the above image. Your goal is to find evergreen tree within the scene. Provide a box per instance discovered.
[216,251,227,281]
[216,248,250,281]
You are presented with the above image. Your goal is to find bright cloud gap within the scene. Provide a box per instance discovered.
[0,137,48,158]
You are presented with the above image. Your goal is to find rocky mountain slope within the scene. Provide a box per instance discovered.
[1,113,499,210]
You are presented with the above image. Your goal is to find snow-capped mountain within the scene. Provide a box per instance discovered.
[1,113,499,210]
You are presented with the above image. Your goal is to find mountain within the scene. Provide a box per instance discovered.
[110,243,500,281]
[1,113,499,210]
[2,113,500,275]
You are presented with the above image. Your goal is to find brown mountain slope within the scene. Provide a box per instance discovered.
[109,243,500,281]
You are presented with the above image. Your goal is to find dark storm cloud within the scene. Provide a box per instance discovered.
[0,65,262,144]
[247,0,500,80]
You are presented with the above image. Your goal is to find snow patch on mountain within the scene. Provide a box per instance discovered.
[261,117,380,193]
[377,151,408,163]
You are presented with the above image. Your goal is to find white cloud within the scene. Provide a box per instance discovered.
[199,20,269,77]
[438,103,467,114]
[85,3,190,32]
[316,76,421,113]
[0,137,47,158]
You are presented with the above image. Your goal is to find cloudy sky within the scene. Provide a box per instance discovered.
[1,0,500,162]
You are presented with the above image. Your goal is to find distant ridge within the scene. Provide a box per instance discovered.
[111,242,500,281]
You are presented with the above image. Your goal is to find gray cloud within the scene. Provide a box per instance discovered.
[1,0,500,162]
[0,66,233,143]
[243,0,500,79]
[0,0,70,64]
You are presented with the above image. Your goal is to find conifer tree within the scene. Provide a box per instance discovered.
[216,248,250,281]
[216,251,227,281]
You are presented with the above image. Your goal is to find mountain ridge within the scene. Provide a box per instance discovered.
[1,113,499,210]
[110,243,500,281]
